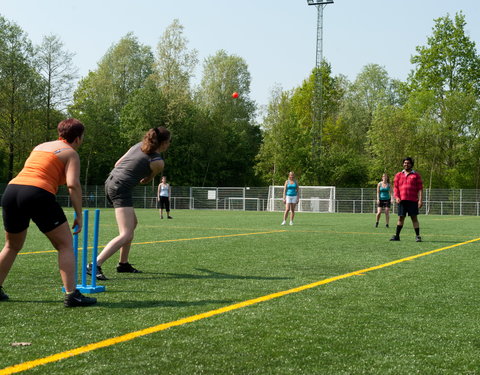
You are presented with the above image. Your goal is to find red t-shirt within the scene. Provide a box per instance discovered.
[393,170,423,202]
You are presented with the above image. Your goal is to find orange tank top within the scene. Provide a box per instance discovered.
[9,150,67,195]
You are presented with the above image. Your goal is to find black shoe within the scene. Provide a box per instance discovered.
[167,216,173,219]
[116,262,142,273]
[64,289,97,307]
[416,236,422,242]
[86,263,109,280]
[390,235,400,241]
[386,224,389,228]
[0,286,9,301]
[375,222,379,228]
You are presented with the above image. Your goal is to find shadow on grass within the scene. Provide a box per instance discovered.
[98,299,234,309]
[158,268,293,281]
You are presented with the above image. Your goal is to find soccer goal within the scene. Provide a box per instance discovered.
[267,186,336,213]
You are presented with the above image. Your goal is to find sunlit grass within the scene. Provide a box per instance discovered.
[1,209,479,374]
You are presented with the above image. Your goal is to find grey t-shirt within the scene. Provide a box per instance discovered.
[108,142,163,190]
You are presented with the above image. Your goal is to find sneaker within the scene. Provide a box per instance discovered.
[116,262,142,273]
[386,224,389,228]
[416,236,422,242]
[390,235,400,241]
[86,263,109,280]
[289,221,293,226]
[0,286,9,301]
[281,221,286,226]
[167,216,173,219]
[375,222,379,228]
[64,289,97,307]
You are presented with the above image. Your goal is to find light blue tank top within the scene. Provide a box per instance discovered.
[286,181,298,196]
[379,184,390,200]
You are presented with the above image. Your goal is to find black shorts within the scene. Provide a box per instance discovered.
[105,175,133,208]
[397,200,419,217]
[1,184,67,233]
[378,200,391,208]
[157,196,170,211]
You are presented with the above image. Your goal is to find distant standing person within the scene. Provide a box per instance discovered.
[375,173,393,228]
[88,127,171,280]
[282,171,299,226]
[157,176,172,219]
[0,118,96,307]
[390,157,423,242]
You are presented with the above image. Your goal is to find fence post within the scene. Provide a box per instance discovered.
[460,189,463,216]
[361,188,364,213]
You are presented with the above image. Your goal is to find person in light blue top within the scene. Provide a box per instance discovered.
[376,173,393,228]
[282,171,299,226]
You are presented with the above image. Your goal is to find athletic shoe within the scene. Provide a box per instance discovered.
[289,221,293,226]
[116,262,142,273]
[416,236,422,242]
[64,289,97,307]
[386,224,389,228]
[167,215,173,219]
[375,222,379,228]
[281,221,286,225]
[86,263,109,280]
[0,286,9,301]
[390,235,400,241]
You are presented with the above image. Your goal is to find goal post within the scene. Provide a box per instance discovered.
[267,186,336,213]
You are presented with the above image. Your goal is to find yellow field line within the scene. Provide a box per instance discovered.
[18,230,286,255]
[2,237,479,375]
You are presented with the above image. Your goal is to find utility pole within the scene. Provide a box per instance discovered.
[307,0,333,163]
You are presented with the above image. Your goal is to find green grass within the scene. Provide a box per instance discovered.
[1,210,480,374]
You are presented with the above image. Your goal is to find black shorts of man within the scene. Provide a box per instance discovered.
[390,157,423,242]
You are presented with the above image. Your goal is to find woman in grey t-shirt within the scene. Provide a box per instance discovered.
[88,127,171,280]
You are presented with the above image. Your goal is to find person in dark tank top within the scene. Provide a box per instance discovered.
[87,127,171,280]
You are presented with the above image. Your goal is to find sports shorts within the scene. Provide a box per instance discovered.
[105,175,133,208]
[285,196,298,204]
[397,200,419,217]
[378,199,391,208]
[1,184,67,233]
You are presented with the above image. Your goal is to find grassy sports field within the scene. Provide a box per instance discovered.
[1,209,480,375]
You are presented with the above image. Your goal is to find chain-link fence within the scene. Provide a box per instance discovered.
[2,184,480,215]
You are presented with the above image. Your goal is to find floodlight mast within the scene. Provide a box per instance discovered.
[307,0,333,168]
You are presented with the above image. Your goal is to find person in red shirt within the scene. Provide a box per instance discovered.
[390,157,423,242]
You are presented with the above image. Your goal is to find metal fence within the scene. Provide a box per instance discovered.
[2,184,480,216]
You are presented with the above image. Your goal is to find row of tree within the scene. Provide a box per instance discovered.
[1,13,480,189]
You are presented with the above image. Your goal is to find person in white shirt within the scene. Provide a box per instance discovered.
[157,176,172,219]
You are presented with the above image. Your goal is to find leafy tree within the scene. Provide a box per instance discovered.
[70,33,154,185]
[255,86,304,185]
[407,12,480,188]
[152,19,198,126]
[410,12,480,97]
[196,50,260,186]
[35,34,78,141]
[0,15,43,180]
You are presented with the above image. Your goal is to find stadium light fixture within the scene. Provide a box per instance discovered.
[307,0,334,5]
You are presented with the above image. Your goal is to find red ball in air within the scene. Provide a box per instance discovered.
[232,92,239,99]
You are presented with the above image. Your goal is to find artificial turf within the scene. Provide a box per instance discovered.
[1,209,479,374]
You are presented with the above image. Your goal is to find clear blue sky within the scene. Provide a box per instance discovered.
[1,0,479,110]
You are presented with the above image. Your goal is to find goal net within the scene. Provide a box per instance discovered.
[267,186,336,213]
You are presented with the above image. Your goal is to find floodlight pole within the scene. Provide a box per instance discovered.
[307,0,333,166]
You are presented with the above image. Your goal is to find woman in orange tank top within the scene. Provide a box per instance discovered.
[0,118,96,307]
